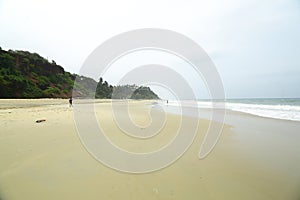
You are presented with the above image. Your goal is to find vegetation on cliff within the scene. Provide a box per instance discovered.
[0,48,75,98]
[0,47,159,99]
[96,79,159,99]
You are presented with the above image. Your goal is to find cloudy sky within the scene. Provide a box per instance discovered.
[0,0,299,98]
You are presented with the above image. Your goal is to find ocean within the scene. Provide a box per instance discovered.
[164,98,300,122]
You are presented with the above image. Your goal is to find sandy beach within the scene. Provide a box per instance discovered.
[0,99,300,200]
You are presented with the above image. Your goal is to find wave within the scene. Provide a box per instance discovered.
[226,102,300,122]
[163,100,300,122]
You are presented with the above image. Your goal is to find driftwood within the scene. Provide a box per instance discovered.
[36,119,46,123]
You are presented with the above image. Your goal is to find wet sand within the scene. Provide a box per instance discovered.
[0,99,300,200]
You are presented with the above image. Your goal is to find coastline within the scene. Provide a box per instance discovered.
[0,99,300,200]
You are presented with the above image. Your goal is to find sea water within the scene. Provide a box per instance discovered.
[164,98,300,122]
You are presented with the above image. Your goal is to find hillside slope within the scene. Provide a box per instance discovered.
[0,47,159,99]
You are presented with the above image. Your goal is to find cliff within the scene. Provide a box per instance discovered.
[0,47,159,99]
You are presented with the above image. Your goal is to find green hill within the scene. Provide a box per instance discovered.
[0,47,159,99]
[0,48,77,98]
[109,84,159,99]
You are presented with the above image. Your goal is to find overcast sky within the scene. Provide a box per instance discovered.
[0,0,299,98]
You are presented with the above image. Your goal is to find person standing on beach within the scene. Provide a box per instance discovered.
[69,97,73,107]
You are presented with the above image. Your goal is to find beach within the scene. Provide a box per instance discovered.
[0,99,300,200]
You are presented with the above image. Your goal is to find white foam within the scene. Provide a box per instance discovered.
[162,100,300,122]
[226,103,300,122]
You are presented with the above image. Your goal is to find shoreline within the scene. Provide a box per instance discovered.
[2,98,300,122]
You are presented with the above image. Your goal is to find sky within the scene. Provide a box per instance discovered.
[0,0,300,99]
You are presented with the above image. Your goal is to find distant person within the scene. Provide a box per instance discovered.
[167,100,168,104]
[69,97,73,107]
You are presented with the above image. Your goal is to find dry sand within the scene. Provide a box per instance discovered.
[0,99,300,200]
